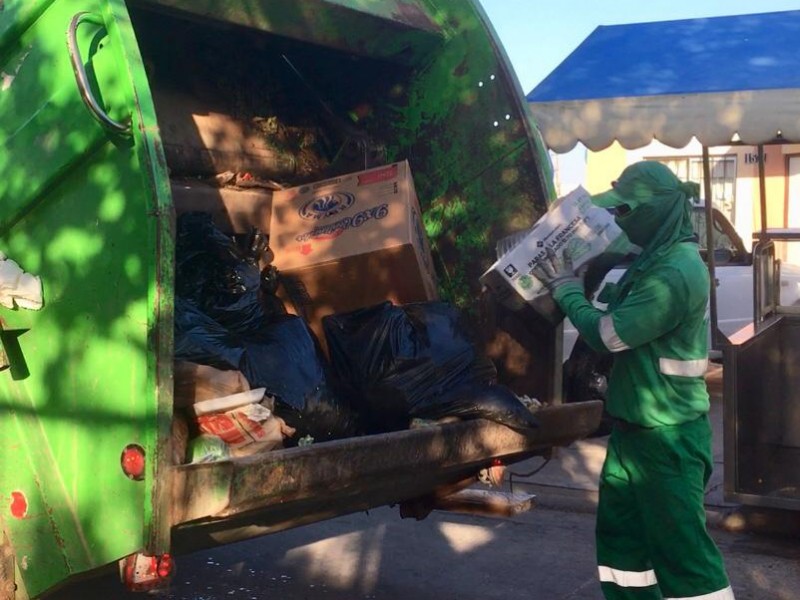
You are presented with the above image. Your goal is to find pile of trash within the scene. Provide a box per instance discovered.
[171,209,539,464]
[324,301,539,434]
[172,362,296,463]
[172,212,357,463]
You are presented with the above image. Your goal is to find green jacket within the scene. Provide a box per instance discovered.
[555,241,710,427]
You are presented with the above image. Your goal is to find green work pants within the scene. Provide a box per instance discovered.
[596,416,734,599]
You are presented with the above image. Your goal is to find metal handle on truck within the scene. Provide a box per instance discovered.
[66,12,132,134]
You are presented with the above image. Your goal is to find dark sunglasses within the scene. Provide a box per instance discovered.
[613,203,632,217]
[609,181,632,216]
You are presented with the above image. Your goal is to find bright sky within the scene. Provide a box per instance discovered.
[478,0,800,94]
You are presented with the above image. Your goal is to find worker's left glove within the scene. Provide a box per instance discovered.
[531,248,581,293]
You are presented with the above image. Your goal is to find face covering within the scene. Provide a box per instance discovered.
[602,162,698,254]
[615,197,684,248]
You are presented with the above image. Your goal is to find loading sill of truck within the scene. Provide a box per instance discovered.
[170,401,602,551]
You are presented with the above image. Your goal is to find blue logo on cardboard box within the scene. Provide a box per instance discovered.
[299,191,355,220]
[296,204,390,242]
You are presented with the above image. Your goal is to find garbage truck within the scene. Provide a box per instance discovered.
[0,1,602,597]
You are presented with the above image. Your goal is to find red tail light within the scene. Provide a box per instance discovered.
[121,444,146,481]
[157,554,173,578]
[120,552,174,591]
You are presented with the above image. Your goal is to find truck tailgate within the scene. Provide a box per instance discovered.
[171,401,602,548]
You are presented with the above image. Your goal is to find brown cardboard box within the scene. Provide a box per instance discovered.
[270,161,438,350]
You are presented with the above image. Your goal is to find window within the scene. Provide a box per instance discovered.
[651,156,737,224]
[689,207,748,264]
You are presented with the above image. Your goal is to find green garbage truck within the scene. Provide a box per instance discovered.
[0,1,601,597]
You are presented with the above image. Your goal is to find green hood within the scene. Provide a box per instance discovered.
[593,160,698,269]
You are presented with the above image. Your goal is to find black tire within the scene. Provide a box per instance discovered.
[563,338,613,437]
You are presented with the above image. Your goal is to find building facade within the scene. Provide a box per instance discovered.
[580,140,800,263]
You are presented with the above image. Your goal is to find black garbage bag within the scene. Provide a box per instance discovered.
[175,212,283,335]
[324,301,539,432]
[410,382,540,429]
[241,315,359,442]
[174,297,244,370]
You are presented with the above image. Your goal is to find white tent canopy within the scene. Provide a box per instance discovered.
[527,11,800,152]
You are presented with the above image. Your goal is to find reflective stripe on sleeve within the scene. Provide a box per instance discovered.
[664,584,736,600]
[659,357,708,377]
[597,565,657,588]
[599,315,630,352]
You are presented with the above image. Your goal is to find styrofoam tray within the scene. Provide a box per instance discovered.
[190,387,267,416]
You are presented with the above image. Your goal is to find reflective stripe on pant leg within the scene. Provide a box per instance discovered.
[598,566,657,587]
[664,585,736,599]
[622,417,732,599]
[596,431,662,600]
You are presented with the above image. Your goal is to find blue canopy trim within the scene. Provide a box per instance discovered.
[528,10,800,102]
[526,10,800,151]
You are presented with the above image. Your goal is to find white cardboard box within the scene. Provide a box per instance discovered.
[480,186,625,323]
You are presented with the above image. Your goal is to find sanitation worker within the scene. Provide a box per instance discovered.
[533,161,735,600]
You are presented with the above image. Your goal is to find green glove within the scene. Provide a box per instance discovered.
[531,247,581,293]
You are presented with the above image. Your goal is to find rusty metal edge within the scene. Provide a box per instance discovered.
[171,400,603,526]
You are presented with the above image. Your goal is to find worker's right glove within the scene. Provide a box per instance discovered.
[531,248,581,293]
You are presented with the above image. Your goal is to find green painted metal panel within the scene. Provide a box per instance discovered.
[130,0,444,65]
[383,0,555,311]
[0,1,53,49]
[0,0,172,597]
[0,0,557,596]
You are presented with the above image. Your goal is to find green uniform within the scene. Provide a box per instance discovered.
[550,161,735,600]
[557,241,710,427]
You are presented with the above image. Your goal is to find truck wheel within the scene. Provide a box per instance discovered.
[563,338,613,436]
[1,530,14,600]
